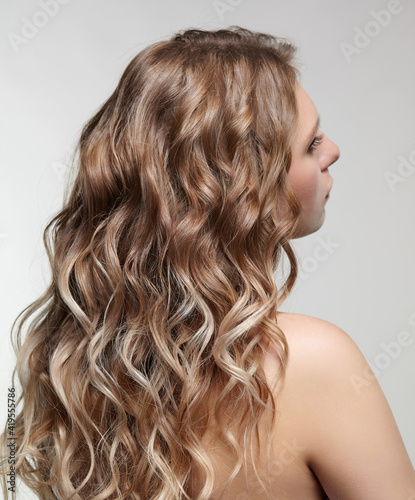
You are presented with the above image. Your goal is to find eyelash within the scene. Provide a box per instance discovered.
[308,133,324,153]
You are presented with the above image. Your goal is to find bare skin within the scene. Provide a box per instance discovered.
[201,312,415,499]
[195,84,415,498]
[288,81,340,237]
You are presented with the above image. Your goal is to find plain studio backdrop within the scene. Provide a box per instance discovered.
[1,0,414,497]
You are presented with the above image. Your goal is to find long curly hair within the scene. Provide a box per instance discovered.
[1,26,301,499]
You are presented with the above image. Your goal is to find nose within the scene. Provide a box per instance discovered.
[321,136,340,171]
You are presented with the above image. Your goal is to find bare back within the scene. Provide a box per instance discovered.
[193,312,327,499]
[194,312,415,499]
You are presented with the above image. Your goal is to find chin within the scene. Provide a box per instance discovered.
[293,210,326,239]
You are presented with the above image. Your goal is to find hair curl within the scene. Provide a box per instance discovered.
[1,26,301,500]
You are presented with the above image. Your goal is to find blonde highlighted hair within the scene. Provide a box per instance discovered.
[1,26,301,499]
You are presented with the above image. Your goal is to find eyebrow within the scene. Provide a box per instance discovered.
[305,114,321,147]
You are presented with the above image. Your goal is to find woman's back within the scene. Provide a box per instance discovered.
[195,312,415,499]
[1,25,414,500]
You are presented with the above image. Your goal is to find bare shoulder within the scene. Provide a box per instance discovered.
[261,311,367,398]
[276,310,353,340]
[275,311,364,367]
[269,311,415,499]
[270,311,371,418]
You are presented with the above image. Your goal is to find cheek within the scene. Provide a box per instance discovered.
[288,162,322,210]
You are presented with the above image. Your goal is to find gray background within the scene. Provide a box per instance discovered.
[1,1,414,496]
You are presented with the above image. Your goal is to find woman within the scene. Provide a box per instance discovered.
[1,26,414,500]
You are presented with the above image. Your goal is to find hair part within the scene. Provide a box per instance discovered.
[1,25,301,499]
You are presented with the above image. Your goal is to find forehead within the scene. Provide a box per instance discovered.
[295,82,318,131]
